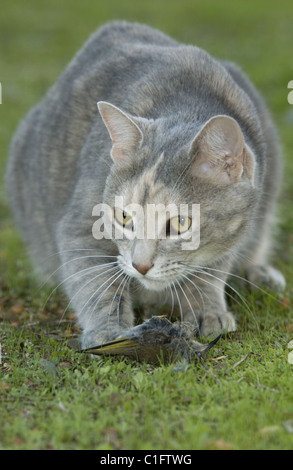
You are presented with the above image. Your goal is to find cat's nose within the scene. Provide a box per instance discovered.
[132,262,153,275]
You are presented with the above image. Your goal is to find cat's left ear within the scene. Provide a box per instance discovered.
[98,101,143,164]
[189,115,255,185]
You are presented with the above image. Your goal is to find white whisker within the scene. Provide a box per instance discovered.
[43,262,117,309]
[38,254,117,290]
[117,274,131,327]
[171,281,183,323]
[107,273,130,329]
[184,263,281,303]
[168,285,175,320]
[59,264,118,321]
[184,268,254,319]
[77,268,123,319]
[179,272,206,312]
[175,279,199,328]
[85,269,125,326]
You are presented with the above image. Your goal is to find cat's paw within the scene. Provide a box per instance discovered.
[81,330,114,349]
[200,311,236,338]
[245,265,286,293]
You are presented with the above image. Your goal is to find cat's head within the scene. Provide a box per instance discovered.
[98,101,257,291]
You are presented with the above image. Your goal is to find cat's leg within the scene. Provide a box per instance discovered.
[242,218,286,293]
[79,277,134,348]
[245,265,285,293]
[179,268,236,338]
[56,248,134,348]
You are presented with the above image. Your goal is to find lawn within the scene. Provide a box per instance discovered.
[0,0,293,450]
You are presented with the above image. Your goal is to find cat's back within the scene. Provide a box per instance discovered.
[53,21,181,100]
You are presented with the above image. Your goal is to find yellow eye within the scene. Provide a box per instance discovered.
[170,216,192,234]
[114,208,133,228]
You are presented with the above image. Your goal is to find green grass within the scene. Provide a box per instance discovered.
[0,0,293,450]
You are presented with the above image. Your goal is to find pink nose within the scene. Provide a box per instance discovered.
[132,262,153,275]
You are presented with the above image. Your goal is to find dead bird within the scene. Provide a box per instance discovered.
[79,316,221,365]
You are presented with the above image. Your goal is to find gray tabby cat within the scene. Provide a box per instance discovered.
[6,21,285,347]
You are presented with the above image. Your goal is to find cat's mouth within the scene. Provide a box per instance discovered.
[137,275,170,291]
[119,260,178,291]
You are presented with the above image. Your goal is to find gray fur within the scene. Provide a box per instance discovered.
[6,21,285,346]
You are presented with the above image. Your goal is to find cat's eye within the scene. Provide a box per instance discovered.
[114,208,133,229]
[170,216,192,234]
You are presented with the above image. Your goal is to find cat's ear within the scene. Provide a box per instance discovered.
[98,101,143,164]
[190,115,255,185]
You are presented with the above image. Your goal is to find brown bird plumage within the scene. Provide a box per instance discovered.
[80,316,221,365]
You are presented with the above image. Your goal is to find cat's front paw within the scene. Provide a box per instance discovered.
[245,265,286,293]
[200,311,236,338]
[81,330,116,349]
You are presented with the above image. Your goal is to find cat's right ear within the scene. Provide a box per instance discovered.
[97,101,143,164]
[189,115,255,185]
